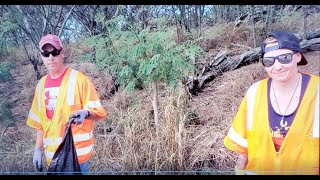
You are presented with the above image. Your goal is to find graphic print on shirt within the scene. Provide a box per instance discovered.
[44,87,60,119]
[268,73,310,152]
[270,123,291,152]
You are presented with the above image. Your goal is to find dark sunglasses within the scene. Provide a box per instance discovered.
[41,49,62,57]
[261,52,296,67]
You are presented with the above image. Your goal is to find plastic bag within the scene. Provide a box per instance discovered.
[47,119,82,175]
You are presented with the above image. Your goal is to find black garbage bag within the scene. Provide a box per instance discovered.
[47,119,82,175]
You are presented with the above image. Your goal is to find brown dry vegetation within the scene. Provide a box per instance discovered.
[0,13,319,175]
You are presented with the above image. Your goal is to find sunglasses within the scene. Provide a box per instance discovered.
[261,52,296,67]
[41,49,62,57]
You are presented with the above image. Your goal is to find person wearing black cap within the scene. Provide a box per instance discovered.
[223,31,319,175]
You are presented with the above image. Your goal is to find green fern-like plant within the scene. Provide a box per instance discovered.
[0,15,18,56]
[83,15,204,134]
[0,99,15,124]
[0,62,15,82]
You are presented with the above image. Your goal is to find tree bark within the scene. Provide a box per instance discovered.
[152,81,159,174]
[58,5,75,37]
[250,5,256,48]
[16,5,41,80]
[303,5,308,40]
[152,81,159,128]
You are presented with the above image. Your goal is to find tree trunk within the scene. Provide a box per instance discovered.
[303,5,308,40]
[250,5,256,48]
[152,81,159,128]
[151,81,159,174]
[54,5,64,34]
[269,5,275,24]
[171,5,182,43]
[0,5,4,17]
[58,5,75,37]
[16,5,41,80]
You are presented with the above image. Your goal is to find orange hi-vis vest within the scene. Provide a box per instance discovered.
[27,68,107,164]
[224,73,319,175]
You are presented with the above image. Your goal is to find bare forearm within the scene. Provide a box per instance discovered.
[236,154,248,169]
[35,129,44,149]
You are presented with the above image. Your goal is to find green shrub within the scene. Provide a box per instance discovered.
[0,62,15,82]
[0,99,15,124]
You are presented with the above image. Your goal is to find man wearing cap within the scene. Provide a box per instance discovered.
[26,34,107,174]
[224,31,319,175]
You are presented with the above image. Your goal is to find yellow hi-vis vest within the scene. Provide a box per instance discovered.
[26,68,107,164]
[224,73,319,175]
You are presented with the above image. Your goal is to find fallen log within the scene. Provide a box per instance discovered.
[296,28,320,40]
[301,38,320,52]
[187,36,320,94]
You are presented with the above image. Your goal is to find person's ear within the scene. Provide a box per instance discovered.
[295,52,302,63]
[60,49,65,57]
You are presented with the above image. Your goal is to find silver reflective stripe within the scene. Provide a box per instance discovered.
[245,170,257,175]
[73,131,93,142]
[45,144,93,159]
[84,100,102,109]
[45,151,54,159]
[313,83,319,138]
[67,69,78,105]
[43,137,63,147]
[43,131,93,146]
[227,127,248,148]
[36,79,42,111]
[246,81,260,130]
[28,111,40,123]
[76,144,93,156]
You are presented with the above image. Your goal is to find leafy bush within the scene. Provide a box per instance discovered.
[0,61,15,82]
[84,16,203,92]
[0,99,15,124]
[0,16,18,56]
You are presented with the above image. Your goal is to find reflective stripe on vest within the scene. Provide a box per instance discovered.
[245,170,258,175]
[45,144,93,159]
[227,127,248,148]
[246,81,260,130]
[43,131,93,147]
[225,82,260,147]
[36,79,43,111]
[84,100,102,109]
[28,111,41,123]
[67,69,78,105]
[313,84,319,138]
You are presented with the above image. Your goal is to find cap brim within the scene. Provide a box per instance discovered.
[297,54,308,66]
[40,42,62,50]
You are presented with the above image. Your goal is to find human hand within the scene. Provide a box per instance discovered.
[235,165,246,175]
[70,110,89,125]
[33,147,43,171]
[234,154,247,175]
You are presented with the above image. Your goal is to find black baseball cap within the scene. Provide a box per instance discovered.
[260,31,308,66]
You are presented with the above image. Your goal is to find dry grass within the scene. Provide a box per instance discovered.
[90,86,192,174]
